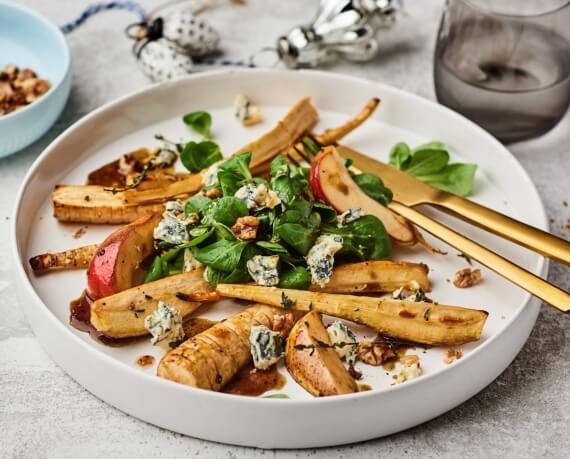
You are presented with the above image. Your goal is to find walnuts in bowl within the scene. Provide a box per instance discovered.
[0,64,51,116]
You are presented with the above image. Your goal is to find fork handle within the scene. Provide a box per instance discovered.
[389,201,570,312]
[433,194,570,265]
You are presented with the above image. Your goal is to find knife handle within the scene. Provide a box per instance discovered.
[389,201,570,312]
[434,194,570,265]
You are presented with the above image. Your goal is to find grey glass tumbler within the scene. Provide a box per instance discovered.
[434,0,570,143]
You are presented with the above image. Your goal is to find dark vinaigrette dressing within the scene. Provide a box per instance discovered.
[222,363,286,397]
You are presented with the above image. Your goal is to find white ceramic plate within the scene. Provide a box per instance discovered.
[12,69,547,448]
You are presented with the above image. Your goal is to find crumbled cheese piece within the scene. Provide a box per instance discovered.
[337,208,364,227]
[234,94,263,126]
[453,268,482,288]
[153,214,189,245]
[144,301,184,346]
[306,234,343,287]
[246,255,279,286]
[327,321,358,366]
[395,355,422,383]
[250,325,283,370]
[201,160,222,187]
[151,146,177,167]
[164,199,185,215]
[234,183,280,211]
[392,282,430,302]
[183,248,203,272]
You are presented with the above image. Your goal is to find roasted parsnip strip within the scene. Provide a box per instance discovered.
[240,97,318,169]
[123,97,318,204]
[216,285,488,346]
[313,260,430,293]
[29,244,99,272]
[314,97,380,146]
[52,185,165,224]
[90,270,212,338]
[158,304,284,390]
[122,173,203,204]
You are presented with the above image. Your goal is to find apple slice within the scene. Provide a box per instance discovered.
[310,146,416,245]
[87,212,162,300]
[285,310,357,397]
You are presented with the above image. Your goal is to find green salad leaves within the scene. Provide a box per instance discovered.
[145,151,392,288]
[388,141,477,196]
[183,111,212,139]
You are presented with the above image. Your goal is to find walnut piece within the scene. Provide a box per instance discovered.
[205,187,222,199]
[271,312,295,337]
[0,65,50,116]
[357,337,397,366]
[231,215,260,240]
[443,348,464,364]
[453,268,482,288]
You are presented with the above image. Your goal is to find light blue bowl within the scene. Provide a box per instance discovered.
[0,0,71,157]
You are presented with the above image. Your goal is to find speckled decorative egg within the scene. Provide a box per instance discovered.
[162,9,220,57]
[138,38,193,82]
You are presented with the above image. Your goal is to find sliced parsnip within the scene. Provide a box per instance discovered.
[286,310,357,396]
[158,304,282,391]
[314,98,380,146]
[52,185,165,224]
[216,284,488,346]
[29,244,99,272]
[313,260,430,293]
[90,270,212,338]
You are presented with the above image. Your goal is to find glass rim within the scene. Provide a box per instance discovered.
[461,0,570,18]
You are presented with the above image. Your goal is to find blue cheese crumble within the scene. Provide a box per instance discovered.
[306,234,343,287]
[337,208,364,227]
[327,321,358,366]
[183,248,203,272]
[234,94,262,126]
[153,214,189,245]
[144,301,184,346]
[151,146,177,167]
[246,255,279,286]
[201,160,222,187]
[250,325,283,370]
[234,183,280,211]
[164,199,185,215]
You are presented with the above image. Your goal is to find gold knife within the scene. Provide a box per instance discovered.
[334,145,569,312]
[336,145,570,265]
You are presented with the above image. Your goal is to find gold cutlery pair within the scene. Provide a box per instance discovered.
[284,139,570,312]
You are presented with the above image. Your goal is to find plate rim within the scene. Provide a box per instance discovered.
[11,68,548,409]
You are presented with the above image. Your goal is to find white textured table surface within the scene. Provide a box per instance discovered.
[1,1,569,457]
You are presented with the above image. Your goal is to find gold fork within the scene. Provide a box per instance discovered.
[280,138,570,312]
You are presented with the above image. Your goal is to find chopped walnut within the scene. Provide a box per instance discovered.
[72,226,87,239]
[231,215,260,240]
[271,312,295,337]
[0,65,50,116]
[443,348,464,364]
[453,268,482,288]
[205,187,222,199]
[357,336,397,366]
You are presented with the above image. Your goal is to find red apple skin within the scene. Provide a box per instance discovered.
[87,213,161,300]
[310,150,334,205]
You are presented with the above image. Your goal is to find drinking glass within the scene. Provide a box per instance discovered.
[434,0,570,143]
